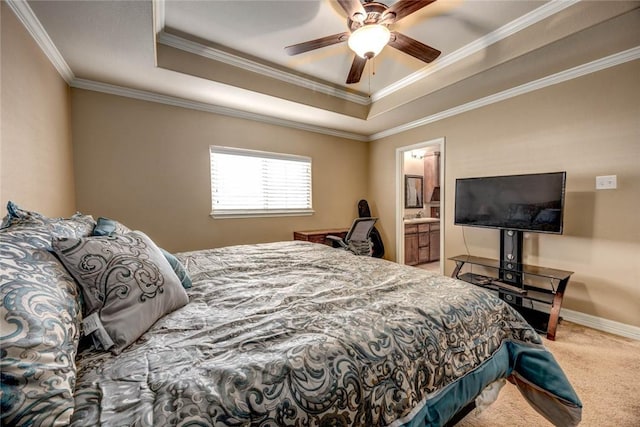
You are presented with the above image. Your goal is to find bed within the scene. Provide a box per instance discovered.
[0,203,582,426]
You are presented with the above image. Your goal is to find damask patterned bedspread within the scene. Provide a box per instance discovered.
[71,241,581,426]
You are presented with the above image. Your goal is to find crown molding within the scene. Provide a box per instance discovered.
[157,32,371,106]
[153,0,164,35]
[10,0,367,142]
[70,45,640,144]
[153,0,369,105]
[69,79,369,142]
[6,0,75,83]
[370,46,640,140]
[13,0,637,144]
[154,0,578,105]
[371,0,580,101]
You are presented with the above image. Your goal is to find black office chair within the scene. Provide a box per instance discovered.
[326,217,378,256]
[358,199,384,258]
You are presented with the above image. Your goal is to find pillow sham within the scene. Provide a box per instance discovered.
[0,200,46,228]
[52,231,189,355]
[0,206,91,426]
[91,216,192,289]
[0,201,95,245]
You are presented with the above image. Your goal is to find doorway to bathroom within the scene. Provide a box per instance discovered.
[395,137,445,274]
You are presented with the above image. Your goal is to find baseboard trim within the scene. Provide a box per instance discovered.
[526,300,639,340]
[561,308,640,341]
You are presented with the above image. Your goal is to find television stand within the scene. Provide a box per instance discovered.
[449,254,573,340]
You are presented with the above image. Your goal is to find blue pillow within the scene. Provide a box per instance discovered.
[160,248,193,289]
[91,217,192,289]
[92,217,131,236]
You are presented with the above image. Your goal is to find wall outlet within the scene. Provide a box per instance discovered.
[596,175,617,190]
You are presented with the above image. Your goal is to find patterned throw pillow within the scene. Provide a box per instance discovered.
[92,217,192,289]
[0,202,95,426]
[52,231,189,355]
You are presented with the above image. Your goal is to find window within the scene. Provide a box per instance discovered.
[210,146,313,218]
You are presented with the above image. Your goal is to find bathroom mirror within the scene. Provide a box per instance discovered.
[405,175,424,209]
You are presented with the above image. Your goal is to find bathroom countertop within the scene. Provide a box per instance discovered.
[403,217,440,225]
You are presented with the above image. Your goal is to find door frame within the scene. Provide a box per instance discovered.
[395,137,445,273]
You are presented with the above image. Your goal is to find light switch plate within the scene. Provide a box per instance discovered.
[596,175,617,190]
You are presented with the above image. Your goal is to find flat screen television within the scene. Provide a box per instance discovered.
[454,171,566,234]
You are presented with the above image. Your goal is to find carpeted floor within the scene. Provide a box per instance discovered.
[457,321,640,426]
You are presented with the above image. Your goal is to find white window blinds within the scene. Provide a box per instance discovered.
[210,146,313,218]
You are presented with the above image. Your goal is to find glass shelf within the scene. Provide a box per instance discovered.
[449,254,573,281]
[449,254,574,340]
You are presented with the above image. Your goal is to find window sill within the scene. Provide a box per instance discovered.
[210,209,315,219]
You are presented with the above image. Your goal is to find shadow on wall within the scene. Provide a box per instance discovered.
[563,279,595,314]
[563,191,595,239]
[564,277,640,326]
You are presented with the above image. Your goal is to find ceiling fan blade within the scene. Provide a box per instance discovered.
[346,55,367,84]
[384,0,437,23]
[388,31,441,63]
[284,32,350,56]
[337,0,366,20]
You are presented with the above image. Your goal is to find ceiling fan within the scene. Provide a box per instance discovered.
[285,0,442,84]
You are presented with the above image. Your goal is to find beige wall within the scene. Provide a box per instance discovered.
[71,89,369,252]
[0,3,75,216]
[370,60,640,327]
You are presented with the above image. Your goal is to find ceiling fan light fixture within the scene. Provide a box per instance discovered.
[348,24,390,59]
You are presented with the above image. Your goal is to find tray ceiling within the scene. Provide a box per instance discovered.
[20,0,640,140]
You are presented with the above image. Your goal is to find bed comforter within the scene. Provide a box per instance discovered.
[70,241,581,426]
